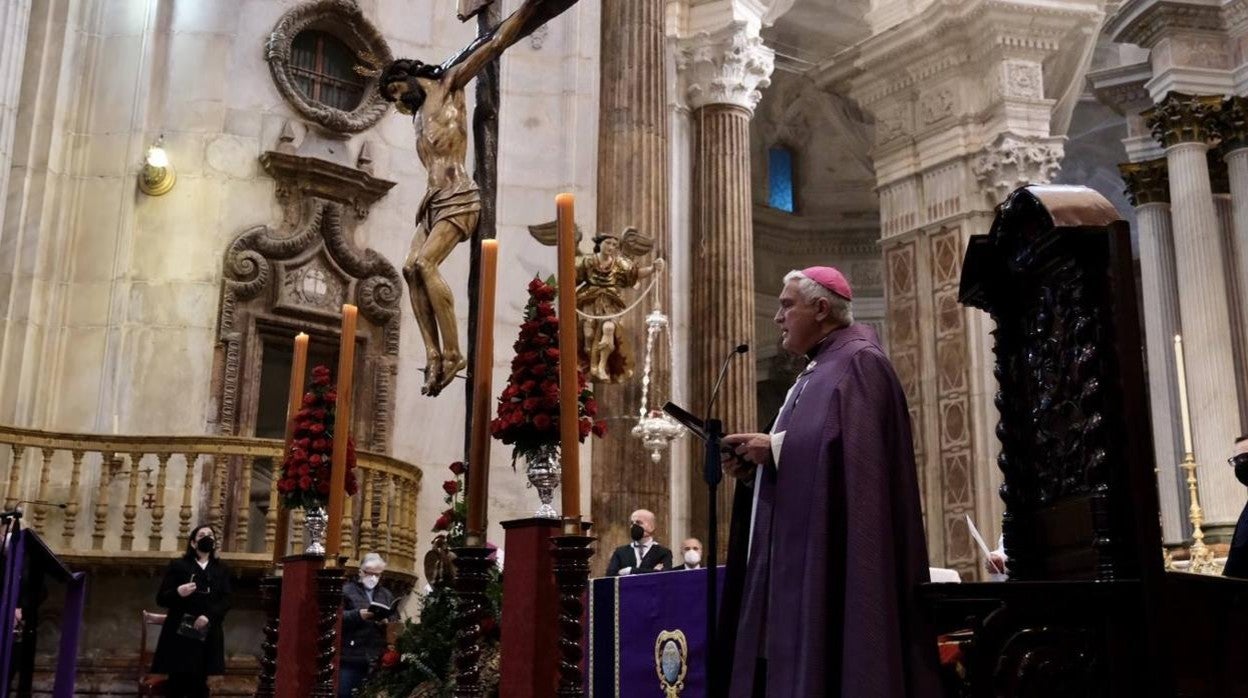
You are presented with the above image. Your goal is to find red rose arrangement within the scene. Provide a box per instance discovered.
[490,276,606,464]
[276,364,359,510]
[431,460,466,541]
[380,648,400,669]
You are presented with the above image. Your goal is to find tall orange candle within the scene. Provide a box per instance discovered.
[466,239,499,545]
[556,193,581,525]
[326,305,357,562]
[272,332,309,562]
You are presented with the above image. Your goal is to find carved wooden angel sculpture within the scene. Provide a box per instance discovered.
[528,224,665,383]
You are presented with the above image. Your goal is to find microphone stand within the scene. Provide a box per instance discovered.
[701,344,746,695]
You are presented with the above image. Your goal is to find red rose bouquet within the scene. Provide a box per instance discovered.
[276,364,359,510]
[490,276,607,465]
[431,460,466,542]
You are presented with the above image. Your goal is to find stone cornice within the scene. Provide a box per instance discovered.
[815,0,1102,102]
[1087,62,1154,115]
[1144,91,1223,146]
[1106,0,1223,47]
[752,227,881,257]
[1118,158,1170,205]
[677,20,776,112]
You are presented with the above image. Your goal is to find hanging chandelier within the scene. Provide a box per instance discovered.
[631,307,684,462]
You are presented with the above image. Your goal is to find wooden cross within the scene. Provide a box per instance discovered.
[462,0,502,463]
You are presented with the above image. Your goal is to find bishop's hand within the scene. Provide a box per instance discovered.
[721,432,771,481]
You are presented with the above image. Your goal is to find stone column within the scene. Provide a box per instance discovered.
[678,22,774,552]
[1209,151,1248,427]
[1120,159,1186,542]
[1146,92,1244,530]
[0,0,32,237]
[590,0,671,564]
[1222,96,1248,429]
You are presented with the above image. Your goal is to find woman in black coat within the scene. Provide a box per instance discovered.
[152,524,232,697]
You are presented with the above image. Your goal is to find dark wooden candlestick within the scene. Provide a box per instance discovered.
[256,575,282,697]
[453,545,495,697]
[314,567,346,697]
[550,534,594,697]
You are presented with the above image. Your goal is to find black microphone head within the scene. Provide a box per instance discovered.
[735,344,749,354]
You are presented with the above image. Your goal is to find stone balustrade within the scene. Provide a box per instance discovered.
[0,425,422,581]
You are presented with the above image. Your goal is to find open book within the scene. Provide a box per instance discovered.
[367,600,394,620]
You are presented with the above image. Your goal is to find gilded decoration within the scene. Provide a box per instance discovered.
[1144,92,1223,148]
[266,0,394,133]
[654,630,688,696]
[1118,159,1169,206]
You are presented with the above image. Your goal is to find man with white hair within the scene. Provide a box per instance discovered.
[717,267,940,698]
[340,552,397,697]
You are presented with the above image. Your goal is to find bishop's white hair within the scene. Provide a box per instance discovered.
[783,270,853,327]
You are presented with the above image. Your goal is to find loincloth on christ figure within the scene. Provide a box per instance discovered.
[416,181,482,240]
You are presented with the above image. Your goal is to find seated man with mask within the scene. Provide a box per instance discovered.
[1224,436,1248,578]
[605,509,673,576]
[674,538,704,570]
[340,553,397,697]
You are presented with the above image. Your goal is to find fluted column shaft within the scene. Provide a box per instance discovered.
[1226,145,1248,424]
[1121,161,1185,542]
[0,0,32,237]
[591,0,670,564]
[1161,139,1242,527]
[689,104,757,551]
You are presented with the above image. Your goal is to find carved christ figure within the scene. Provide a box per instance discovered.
[379,0,578,396]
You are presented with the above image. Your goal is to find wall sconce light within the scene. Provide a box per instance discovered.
[139,137,175,196]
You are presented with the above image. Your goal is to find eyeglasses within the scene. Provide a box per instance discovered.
[1228,454,1248,468]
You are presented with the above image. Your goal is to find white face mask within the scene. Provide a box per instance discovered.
[361,574,380,590]
[683,550,701,566]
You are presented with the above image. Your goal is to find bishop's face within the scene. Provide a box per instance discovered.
[775,281,824,356]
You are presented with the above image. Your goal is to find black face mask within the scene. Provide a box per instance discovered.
[1234,454,1248,486]
[196,537,215,554]
[630,524,645,542]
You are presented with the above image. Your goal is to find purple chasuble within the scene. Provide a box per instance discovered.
[727,323,941,698]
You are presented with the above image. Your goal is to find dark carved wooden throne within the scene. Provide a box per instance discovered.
[921,185,1248,698]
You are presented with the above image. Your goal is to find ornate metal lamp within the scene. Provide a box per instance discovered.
[631,307,684,462]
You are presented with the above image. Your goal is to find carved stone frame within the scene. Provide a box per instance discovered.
[214,197,402,452]
[265,0,394,133]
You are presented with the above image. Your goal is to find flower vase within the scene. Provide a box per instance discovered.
[524,445,562,519]
[303,506,328,555]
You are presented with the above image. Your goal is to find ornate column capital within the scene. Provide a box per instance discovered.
[1219,96,1248,153]
[676,21,775,113]
[1145,92,1223,148]
[1119,158,1170,206]
[971,133,1065,202]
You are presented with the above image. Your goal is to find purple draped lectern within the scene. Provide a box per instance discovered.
[588,567,724,697]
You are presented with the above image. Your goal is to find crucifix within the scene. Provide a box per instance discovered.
[378,0,579,399]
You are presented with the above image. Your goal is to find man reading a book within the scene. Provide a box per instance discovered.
[341,553,397,697]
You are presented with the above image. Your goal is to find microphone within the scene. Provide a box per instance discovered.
[0,501,67,520]
[704,343,749,423]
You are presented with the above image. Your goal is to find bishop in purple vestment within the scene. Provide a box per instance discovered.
[719,267,941,698]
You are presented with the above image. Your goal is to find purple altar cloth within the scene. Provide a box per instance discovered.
[589,567,724,696]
